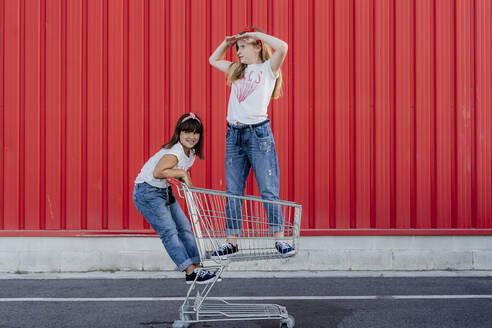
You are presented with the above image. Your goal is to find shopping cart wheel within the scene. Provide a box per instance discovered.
[172,320,190,328]
[280,315,295,328]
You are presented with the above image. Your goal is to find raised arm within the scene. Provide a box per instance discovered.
[239,31,288,76]
[208,36,237,73]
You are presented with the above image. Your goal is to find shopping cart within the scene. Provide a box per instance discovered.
[166,177,302,328]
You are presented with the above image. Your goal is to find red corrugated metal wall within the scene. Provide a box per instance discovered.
[0,0,491,236]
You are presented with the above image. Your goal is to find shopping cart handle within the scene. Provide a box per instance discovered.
[166,177,184,187]
[166,177,187,198]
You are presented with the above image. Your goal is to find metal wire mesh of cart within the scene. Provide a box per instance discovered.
[172,180,302,264]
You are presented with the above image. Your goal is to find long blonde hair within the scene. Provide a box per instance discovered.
[226,27,283,99]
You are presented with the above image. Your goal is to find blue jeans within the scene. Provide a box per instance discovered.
[133,182,200,271]
[225,119,284,235]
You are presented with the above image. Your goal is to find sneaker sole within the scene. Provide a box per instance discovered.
[279,249,296,256]
[186,277,222,285]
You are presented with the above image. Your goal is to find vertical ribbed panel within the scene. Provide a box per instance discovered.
[0,0,491,234]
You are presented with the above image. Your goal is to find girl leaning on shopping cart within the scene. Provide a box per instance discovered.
[133,113,219,284]
[209,27,295,257]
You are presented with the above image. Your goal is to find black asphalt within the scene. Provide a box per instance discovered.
[1,276,492,327]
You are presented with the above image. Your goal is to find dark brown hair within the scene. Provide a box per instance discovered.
[162,113,204,159]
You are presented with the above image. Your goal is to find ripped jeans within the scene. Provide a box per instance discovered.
[225,119,284,235]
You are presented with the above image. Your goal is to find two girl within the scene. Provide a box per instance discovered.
[133,28,292,284]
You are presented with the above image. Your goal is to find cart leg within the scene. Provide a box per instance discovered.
[173,307,192,328]
[172,320,190,328]
[279,315,295,328]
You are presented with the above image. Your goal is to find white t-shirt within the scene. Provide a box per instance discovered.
[227,59,279,125]
[134,142,195,188]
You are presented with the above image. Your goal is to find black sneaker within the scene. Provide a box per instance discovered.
[185,269,221,285]
[275,241,296,255]
[212,242,239,257]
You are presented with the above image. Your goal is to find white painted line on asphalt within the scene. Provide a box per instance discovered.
[1,295,492,302]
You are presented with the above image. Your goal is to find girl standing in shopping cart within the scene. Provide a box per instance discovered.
[209,27,294,257]
[133,113,219,284]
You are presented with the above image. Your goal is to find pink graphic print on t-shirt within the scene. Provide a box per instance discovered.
[235,70,263,103]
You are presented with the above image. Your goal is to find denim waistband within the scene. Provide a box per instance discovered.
[137,182,176,205]
[138,182,173,192]
[227,119,270,130]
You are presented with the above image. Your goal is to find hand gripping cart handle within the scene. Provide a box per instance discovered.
[166,177,302,328]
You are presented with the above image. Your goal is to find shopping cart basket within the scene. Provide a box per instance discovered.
[166,178,302,328]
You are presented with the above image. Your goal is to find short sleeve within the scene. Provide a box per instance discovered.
[265,59,279,80]
[165,144,183,163]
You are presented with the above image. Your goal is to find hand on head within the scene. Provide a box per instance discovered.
[225,35,239,46]
[237,32,255,40]
[226,33,257,46]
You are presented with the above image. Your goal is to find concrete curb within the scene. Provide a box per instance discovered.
[2,235,492,272]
